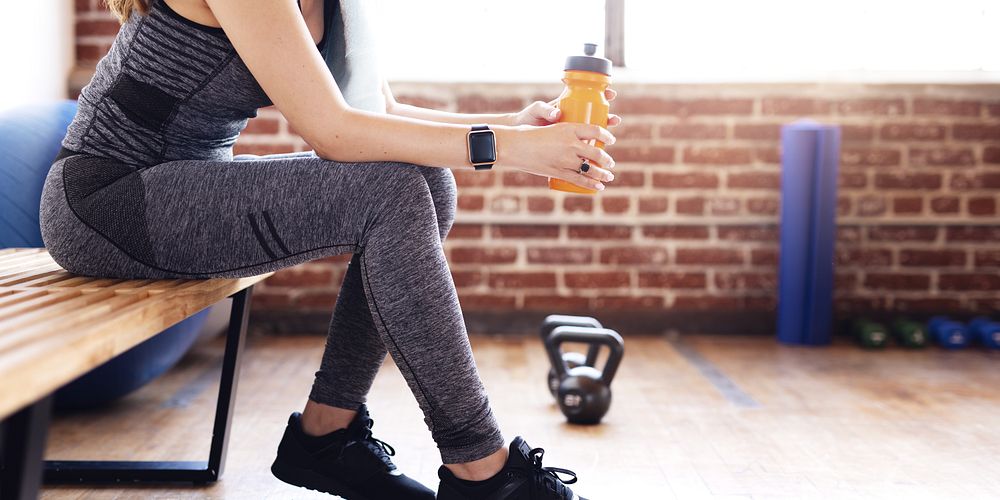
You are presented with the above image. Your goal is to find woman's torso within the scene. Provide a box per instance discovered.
[62,0,384,167]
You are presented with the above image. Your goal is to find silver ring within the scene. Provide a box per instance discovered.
[578,161,590,174]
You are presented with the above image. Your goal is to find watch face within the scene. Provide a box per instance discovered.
[469,130,497,164]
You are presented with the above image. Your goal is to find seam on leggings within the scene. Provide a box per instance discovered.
[247,212,278,259]
[359,250,439,432]
[57,167,358,276]
[261,210,291,255]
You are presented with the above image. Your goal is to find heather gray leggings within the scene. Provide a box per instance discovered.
[39,150,504,463]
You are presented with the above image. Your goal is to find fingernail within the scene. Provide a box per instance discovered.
[549,108,559,117]
[607,173,615,182]
[596,183,605,191]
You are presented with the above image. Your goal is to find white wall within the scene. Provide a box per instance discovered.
[0,0,74,112]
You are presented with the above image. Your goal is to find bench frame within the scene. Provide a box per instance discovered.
[0,286,254,499]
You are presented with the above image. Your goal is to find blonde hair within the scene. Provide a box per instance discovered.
[105,0,150,24]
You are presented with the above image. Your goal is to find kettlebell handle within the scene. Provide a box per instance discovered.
[545,326,624,385]
[540,315,603,365]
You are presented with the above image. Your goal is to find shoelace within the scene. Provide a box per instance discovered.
[522,447,578,498]
[347,416,396,470]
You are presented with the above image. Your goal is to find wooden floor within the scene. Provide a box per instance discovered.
[40,333,1000,499]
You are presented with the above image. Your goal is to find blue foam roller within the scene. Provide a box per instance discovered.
[777,121,841,345]
[969,317,1000,349]
[928,317,969,349]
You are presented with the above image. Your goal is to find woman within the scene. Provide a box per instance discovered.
[40,0,619,498]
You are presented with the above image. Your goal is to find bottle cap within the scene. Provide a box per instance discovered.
[565,43,611,75]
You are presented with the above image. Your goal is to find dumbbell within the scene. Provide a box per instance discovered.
[540,315,603,397]
[544,326,624,425]
[927,316,970,349]
[968,317,1000,350]
[891,318,928,348]
[852,318,889,348]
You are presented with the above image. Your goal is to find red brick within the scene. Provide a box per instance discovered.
[910,148,975,167]
[899,250,966,267]
[675,248,743,265]
[747,197,779,215]
[939,274,1000,291]
[266,267,334,287]
[243,118,280,135]
[930,196,960,214]
[75,0,93,12]
[448,223,483,239]
[614,123,653,139]
[614,170,645,187]
[751,248,779,266]
[836,99,906,116]
[837,196,852,216]
[856,195,887,216]
[501,171,545,187]
[879,123,946,141]
[526,247,593,264]
[841,125,876,142]
[913,99,981,116]
[717,225,779,241]
[728,171,780,189]
[836,248,893,266]
[835,273,859,290]
[601,196,630,214]
[232,143,297,156]
[951,172,1000,190]
[754,147,782,165]
[251,291,292,310]
[296,291,339,309]
[952,124,1000,141]
[733,123,781,141]
[457,195,484,211]
[565,272,631,288]
[682,147,753,165]
[838,170,868,189]
[659,123,727,139]
[638,272,707,289]
[456,96,524,113]
[868,226,938,242]
[652,172,718,189]
[394,94,448,109]
[989,103,1000,118]
[985,147,1000,164]
[714,272,777,291]
[683,99,754,115]
[76,19,121,36]
[672,296,754,311]
[892,196,923,215]
[526,196,555,213]
[947,226,1000,242]
[761,98,832,116]
[451,270,483,287]
[567,225,632,240]
[975,251,1000,267]
[523,295,590,311]
[968,197,997,216]
[593,296,665,310]
[454,170,495,187]
[893,298,962,312]
[863,273,931,290]
[641,225,710,239]
[458,294,518,310]
[491,224,559,239]
[76,43,108,63]
[874,173,942,190]
[613,96,683,115]
[709,198,741,215]
[488,272,556,289]
[563,197,593,213]
[638,196,668,213]
[608,145,675,163]
[838,226,863,243]
[489,194,520,213]
[600,246,669,265]
[841,148,901,167]
[450,247,517,264]
[675,196,706,215]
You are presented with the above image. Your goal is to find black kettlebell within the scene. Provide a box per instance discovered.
[545,326,624,425]
[540,315,603,397]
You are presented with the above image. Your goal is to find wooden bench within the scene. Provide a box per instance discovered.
[0,248,269,500]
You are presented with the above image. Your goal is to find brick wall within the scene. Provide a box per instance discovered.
[73,3,1000,332]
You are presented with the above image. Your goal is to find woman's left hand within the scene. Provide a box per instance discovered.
[512,88,623,127]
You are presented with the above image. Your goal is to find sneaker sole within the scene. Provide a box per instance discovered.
[271,459,370,500]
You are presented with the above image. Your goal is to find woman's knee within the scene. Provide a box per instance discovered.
[416,166,457,240]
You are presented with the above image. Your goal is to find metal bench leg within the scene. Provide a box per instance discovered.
[1,397,52,500]
[43,286,254,485]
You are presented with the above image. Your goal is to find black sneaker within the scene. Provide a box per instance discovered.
[436,436,586,500]
[270,404,435,499]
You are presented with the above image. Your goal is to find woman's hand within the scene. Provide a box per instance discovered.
[512,88,623,127]
[496,123,617,191]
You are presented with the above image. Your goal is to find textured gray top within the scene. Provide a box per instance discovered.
[62,0,383,166]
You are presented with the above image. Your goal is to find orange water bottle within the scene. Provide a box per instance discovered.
[549,43,612,195]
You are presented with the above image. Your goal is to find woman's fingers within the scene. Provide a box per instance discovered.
[575,143,615,174]
[608,114,622,127]
[574,124,616,145]
[555,169,606,191]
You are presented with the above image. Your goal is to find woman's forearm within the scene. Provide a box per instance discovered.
[315,107,514,170]
[388,102,517,127]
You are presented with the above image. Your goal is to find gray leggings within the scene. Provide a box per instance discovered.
[39,150,504,463]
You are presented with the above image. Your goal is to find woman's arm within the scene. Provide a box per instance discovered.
[205,0,615,191]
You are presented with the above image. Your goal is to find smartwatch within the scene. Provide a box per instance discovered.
[467,124,497,170]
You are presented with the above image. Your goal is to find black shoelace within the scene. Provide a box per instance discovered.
[346,416,396,471]
[519,447,578,498]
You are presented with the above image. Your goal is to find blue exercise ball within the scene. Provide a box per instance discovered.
[0,100,210,411]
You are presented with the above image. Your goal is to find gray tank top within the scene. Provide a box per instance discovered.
[62,0,383,166]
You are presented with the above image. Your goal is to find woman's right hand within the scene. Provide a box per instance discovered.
[496,123,617,191]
